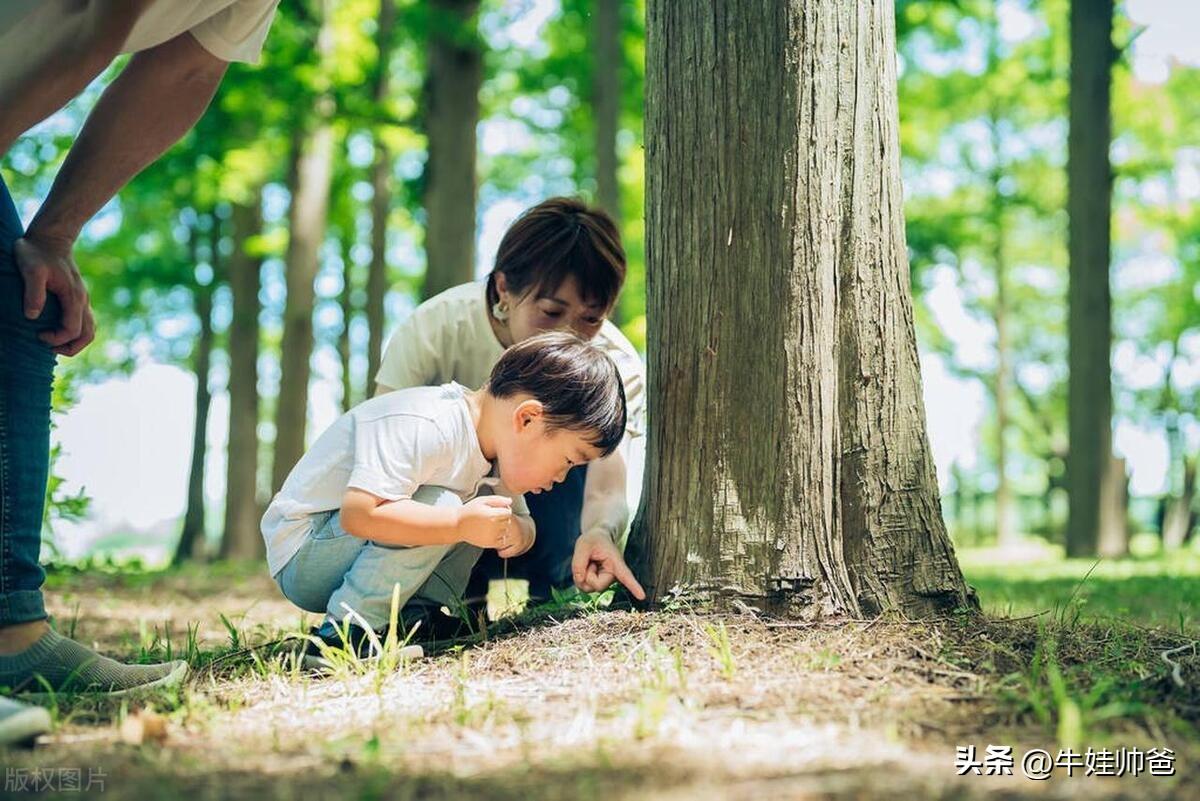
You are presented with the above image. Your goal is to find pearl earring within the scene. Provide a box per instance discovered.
[492,299,510,322]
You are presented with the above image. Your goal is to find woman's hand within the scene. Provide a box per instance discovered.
[571,529,646,599]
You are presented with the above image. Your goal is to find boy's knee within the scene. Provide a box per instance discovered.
[410,485,462,508]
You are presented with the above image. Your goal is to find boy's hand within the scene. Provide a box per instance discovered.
[496,516,535,560]
[571,530,646,600]
[456,495,514,549]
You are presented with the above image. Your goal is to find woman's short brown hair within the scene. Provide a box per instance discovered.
[487,331,627,457]
[486,197,626,313]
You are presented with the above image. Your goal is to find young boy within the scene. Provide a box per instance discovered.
[261,331,627,664]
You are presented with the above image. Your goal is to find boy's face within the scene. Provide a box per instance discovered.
[497,401,606,494]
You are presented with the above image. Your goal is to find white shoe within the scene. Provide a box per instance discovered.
[0,695,51,747]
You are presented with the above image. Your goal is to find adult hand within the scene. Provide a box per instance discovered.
[13,232,95,356]
[571,530,646,600]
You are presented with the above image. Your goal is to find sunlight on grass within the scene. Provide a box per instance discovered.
[958,534,1200,632]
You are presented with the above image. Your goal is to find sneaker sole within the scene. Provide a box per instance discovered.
[0,704,52,747]
[302,644,424,673]
[16,660,189,701]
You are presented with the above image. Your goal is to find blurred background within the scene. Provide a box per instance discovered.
[4,0,1198,620]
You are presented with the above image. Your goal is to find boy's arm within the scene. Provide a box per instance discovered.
[340,488,461,546]
[340,488,516,550]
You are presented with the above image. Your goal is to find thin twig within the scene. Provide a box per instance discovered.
[1161,641,1198,688]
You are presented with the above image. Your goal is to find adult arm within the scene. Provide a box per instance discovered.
[15,30,229,355]
[0,0,157,154]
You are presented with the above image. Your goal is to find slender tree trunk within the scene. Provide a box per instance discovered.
[990,164,1016,547]
[1098,454,1128,557]
[339,236,355,412]
[422,0,482,300]
[272,5,337,493]
[594,0,623,326]
[630,0,976,618]
[176,222,216,565]
[1066,0,1116,557]
[594,0,621,223]
[221,197,266,560]
[1162,457,1195,550]
[983,17,1016,549]
[367,0,397,390]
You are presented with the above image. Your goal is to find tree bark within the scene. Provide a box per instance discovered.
[422,0,482,301]
[176,222,216,565]
[367,0,397,389]
[272,5,337,493]
[629,0,975,619]
[220,197,266,560]
[1066,0,1116,557]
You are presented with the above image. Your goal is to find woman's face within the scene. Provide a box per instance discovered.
[496,273,608,343]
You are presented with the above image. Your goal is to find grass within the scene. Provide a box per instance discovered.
[3,545,1196,800]
[958,535,1200,634]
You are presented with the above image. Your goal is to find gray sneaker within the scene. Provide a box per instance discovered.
[0,628,189,698]
[0,695,51,747]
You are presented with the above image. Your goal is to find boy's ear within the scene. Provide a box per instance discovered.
[513,399,544,432]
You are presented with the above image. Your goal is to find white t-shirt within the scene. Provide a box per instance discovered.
[260,382,532,578]
[374,280,647,544]
[126,0,280,63]
[2,0,279,64]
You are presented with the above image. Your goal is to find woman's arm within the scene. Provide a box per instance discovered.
[579,445,630,546]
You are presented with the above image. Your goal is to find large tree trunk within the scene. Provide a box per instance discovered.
[367,0,397,389]
[630,0,975,618]
[176,222,216,565]
[422,0,481,300]
[220,197,266,560]
[272,5,337,493]
[1066,0,1116,557]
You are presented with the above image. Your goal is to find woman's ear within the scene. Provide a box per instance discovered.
[513,399,544,433]
[494,270,509,301]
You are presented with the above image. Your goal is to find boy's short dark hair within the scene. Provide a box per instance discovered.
[487,331,627,457]
[486,197,626,313]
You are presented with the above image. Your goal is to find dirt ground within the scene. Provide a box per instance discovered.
[2,563,1196,800]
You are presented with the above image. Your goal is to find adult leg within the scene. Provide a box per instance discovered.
[0,174,185,696]
[0,173,57,633]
